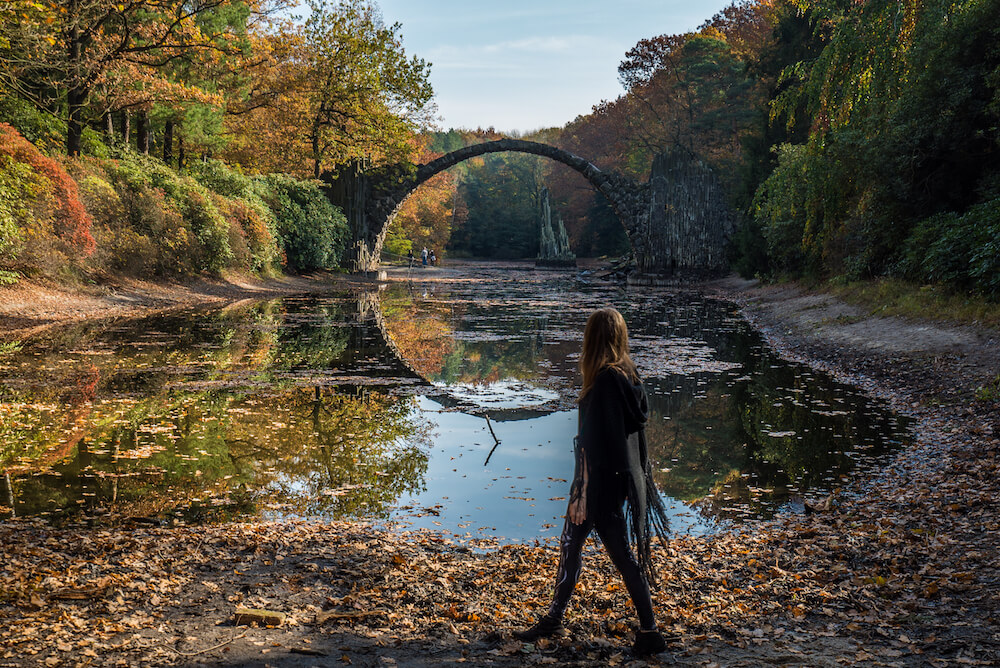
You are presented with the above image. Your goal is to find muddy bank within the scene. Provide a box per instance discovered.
[2,270,999,667]
[708,276,999,401]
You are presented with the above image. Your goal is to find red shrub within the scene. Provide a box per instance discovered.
[0,123,95,255]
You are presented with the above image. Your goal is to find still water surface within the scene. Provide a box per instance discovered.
[0,264,910,540]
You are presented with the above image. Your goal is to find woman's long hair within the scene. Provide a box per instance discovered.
[579,308,639,400]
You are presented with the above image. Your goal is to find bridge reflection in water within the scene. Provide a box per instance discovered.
[0,274,909,540]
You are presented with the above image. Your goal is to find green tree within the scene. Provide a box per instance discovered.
[301,0,433,177]
[750,0,1000,285]
[448,153,544,259]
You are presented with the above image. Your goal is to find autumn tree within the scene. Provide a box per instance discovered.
[300,0,433,177]
[618,34,759,171]
[217,25,307,173]
[0,0,279,156]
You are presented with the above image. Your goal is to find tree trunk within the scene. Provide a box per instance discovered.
[120,111,130,147]
[103,111,114,145]
[65,0,85,156]
[163,120,174,165]
[136,111,149,154]
[312,119,322,178]
[177,134,185,169]
[66,86,86,157]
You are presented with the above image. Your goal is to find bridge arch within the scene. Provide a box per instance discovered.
[327,140,735,279]
[330,139,645,272]
[412,139,631,205]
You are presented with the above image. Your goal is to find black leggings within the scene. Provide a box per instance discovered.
[546,507,656,630]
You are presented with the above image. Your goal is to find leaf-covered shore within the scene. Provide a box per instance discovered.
[2,281,997,667]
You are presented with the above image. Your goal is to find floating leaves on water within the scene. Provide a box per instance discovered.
[629,336,743,376]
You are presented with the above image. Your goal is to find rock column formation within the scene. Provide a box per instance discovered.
[536,188,576,267]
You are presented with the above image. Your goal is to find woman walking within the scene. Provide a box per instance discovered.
[516,308,669,656]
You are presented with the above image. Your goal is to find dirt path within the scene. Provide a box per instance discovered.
[1,272,999,667]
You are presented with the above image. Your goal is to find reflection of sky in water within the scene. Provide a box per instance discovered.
[394,398,707,541]
[431,381,559,410]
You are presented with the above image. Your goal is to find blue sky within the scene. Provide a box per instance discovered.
[374,0,735,133]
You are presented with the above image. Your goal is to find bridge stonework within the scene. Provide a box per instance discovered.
[325,139,734,279]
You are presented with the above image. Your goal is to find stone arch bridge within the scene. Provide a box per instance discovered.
[325,139,735,280]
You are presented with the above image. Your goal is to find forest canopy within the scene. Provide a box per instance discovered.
[1,0,997,297]
[0,0,433,280]
[431,0,999,298]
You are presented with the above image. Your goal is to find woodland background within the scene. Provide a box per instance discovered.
[0,0,997,297]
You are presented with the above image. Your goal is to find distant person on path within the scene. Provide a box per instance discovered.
[515,308,669,657]
[421,247,428,266]
[429,249,436,266]
[407,249,414,267]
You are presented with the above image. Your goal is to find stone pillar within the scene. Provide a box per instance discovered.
[325,162,383,274]
[536,187,576,267]
[631,149,735,282]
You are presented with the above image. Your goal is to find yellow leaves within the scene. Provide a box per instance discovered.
[444,603,479,623]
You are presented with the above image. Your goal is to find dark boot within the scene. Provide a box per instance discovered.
[514,614,563,641]
[632,629,666,656]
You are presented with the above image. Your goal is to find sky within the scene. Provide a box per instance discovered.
[374,0,735,133]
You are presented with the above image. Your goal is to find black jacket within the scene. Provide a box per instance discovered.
[569,367,669,584]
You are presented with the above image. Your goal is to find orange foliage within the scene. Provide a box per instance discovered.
[0,123,95,255]
[391,142,456,253]
[383,303,454,379]
[215,196,277,271]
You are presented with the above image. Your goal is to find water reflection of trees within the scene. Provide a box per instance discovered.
[1,287,910,529]
[646,356,906,523]
[379,285,545,385]
[0,298,432,522]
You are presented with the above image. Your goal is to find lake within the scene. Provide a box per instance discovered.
[0,262,910,541]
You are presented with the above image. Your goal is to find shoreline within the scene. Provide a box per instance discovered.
[0,271,377,341]
[1,265,999,666]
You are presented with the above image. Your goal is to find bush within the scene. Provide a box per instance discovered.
[189,160,281,272]
[0,97,63,153]
[72,162,131,275]
[105,153,233,273]
[186,159,253,198]
[0,156,36,259]
[254,174,348,272]
[0,129,347,281]
[214,195,280,272]
[0,123,95,256]
[900,198,1000,297]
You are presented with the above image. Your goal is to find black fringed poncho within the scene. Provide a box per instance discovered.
[568,367,670,586]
